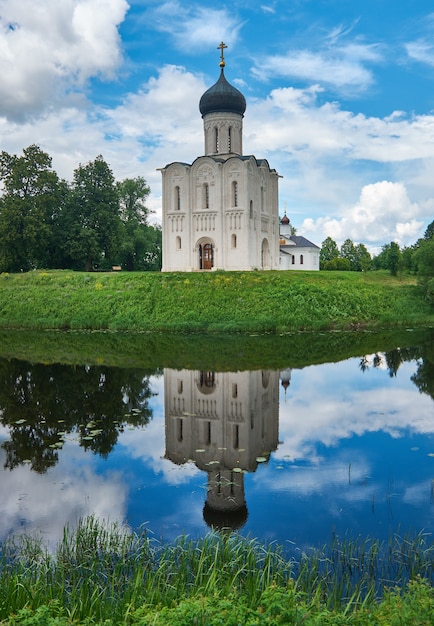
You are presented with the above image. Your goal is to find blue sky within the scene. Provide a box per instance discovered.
[1,0,434,252]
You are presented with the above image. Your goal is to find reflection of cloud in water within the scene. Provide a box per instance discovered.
[255,454,373,500]
[0,442,128,548]
[255,458,370,494]
[277,360,433,463]
[403,481,434,507]
[119,375,201,485]
[156,499,206,541]
[119,416,201,485]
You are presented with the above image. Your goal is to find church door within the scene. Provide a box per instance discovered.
[202,243,213,270]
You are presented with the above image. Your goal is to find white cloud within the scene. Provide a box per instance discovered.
[405,40,434,67]
[251,43,382,94]
[0,0,128,120]
[149,1,243,51]
[301,181,424,247]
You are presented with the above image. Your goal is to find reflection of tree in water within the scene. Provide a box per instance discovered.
[359,336,434,401]
[0,359,158,473]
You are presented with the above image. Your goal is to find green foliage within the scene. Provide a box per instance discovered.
[61,156,122,271]
[424,219,434,241]
[373,242,405,276]
[320,237,371,271]
[0,145,158,273]
[116,177,162,271]
[388,241,401,276]
[320,236,340,266]
[413,239,434,304]
[117,176,150,223]
[0,519,433,625]
[0,145,62,272]
[323,257,351,271]
[0,270,432,333]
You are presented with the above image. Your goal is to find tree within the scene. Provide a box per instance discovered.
[340,238,358,271]
[373,242,402,276]
[116,177,161,271]
[62,156,122,271]
[413,239,434,304]
[387,241,402,277]
[320,236,339,268]
[117,176,150,224]
[0,145,61,271]
[354,243,372,271]
[423,220,434,241]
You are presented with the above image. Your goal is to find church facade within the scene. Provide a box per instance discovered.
[160,44,280,272]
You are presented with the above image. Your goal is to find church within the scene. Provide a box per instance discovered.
[160,43,319,272]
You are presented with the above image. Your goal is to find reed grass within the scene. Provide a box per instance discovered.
[0,517,433,624]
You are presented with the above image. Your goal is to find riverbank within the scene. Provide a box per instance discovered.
[1,518,433,625]
[0,269,433,333]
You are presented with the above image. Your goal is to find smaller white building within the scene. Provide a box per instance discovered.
[279,212,320,270]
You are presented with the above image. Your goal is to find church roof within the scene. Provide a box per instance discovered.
[287,235,320,249]
[199,68,246,117]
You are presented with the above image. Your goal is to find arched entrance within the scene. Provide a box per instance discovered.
[197,239,215,270]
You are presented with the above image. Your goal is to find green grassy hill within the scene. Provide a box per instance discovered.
[0,269,432,333]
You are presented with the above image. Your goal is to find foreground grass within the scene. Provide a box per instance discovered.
[0,518,433,625]
[0,269,432,333]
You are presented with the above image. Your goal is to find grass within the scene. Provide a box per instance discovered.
[0,517,433,624]
[0,269,433,334]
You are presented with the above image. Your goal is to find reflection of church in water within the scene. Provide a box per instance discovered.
[164,368,289,530]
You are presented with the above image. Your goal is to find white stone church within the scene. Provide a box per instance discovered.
[160,43,319,272]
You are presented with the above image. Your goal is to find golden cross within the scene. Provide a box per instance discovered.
[218,41,227,67]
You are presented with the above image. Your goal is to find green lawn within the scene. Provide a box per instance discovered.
[0,269,432,333]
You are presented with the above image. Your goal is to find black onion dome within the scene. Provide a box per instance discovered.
[199,69,246,117]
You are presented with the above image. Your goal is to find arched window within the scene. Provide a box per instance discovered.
[261,187,265,213]
[199,371,215,390]
[232,181,238,207]
[292,255,295,265]
[203,183,209,209]
[176,236,181,250]
[215,127,219,152]
[250,200,253,218]
[228,127,232,152]
[231,233,237,248]
[174,186,181,210]
[300,254,304,265]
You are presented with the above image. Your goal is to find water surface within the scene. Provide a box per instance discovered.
[0,329,433,549]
